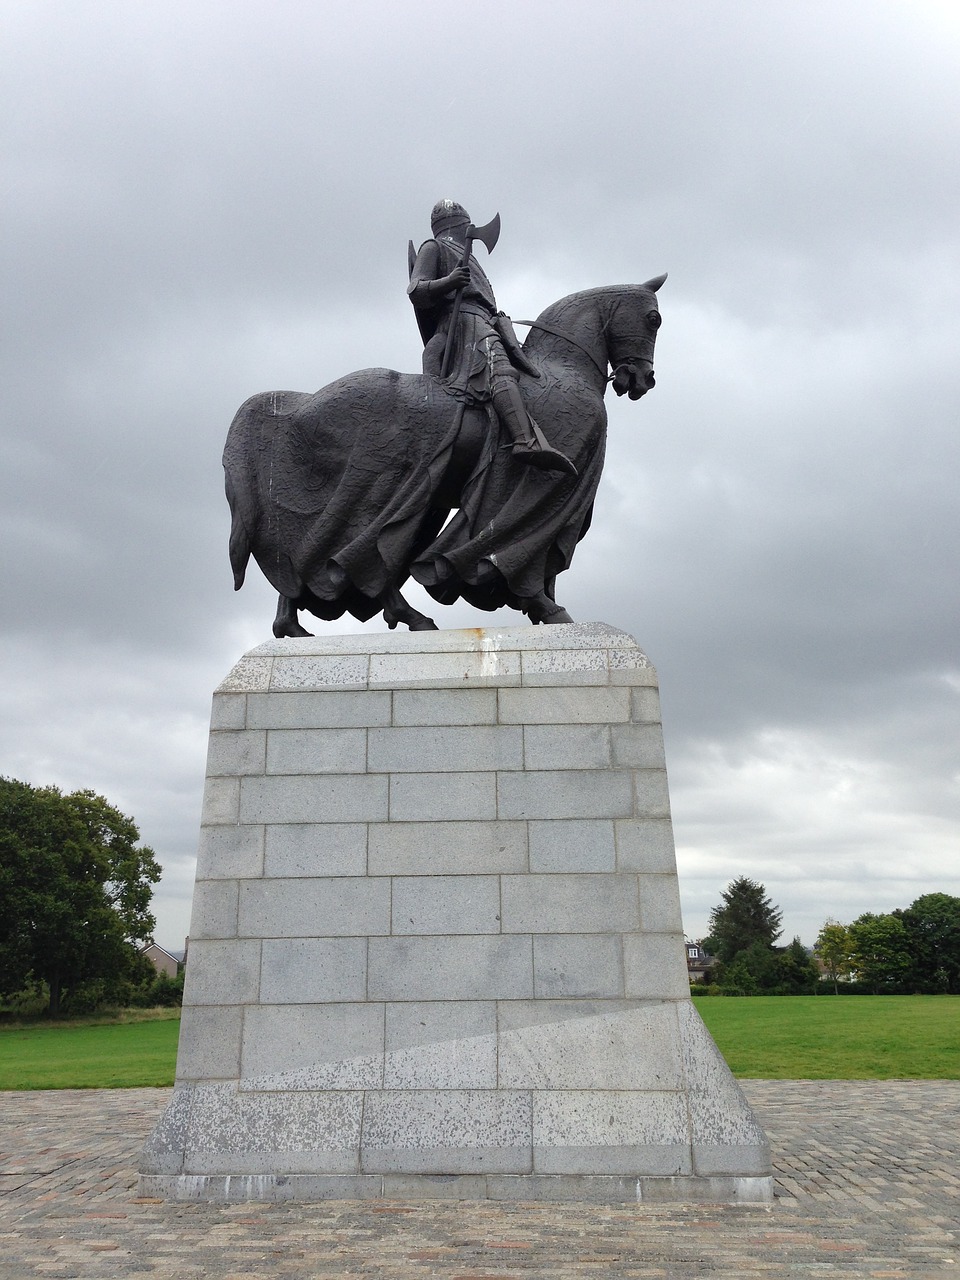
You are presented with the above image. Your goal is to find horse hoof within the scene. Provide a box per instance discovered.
[522,599,574,625]
[273,622,314,638]
[408,617,439,631]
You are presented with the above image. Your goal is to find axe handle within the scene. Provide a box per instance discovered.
[440,234,473,380]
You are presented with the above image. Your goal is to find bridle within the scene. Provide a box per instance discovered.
[517,318,614,383]
[519,310,656,387]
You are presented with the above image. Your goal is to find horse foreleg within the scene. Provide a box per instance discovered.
[519,592,574,625]
[379,585,439,632]
[272,594,314,639]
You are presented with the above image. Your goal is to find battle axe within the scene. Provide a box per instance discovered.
[440,213,501,379]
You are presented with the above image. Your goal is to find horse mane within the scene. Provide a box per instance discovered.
[533,283,647,329]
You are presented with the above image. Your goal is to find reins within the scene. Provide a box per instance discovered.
[517,318,613,382]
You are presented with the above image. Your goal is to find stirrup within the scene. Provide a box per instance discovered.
[512,423,578,478]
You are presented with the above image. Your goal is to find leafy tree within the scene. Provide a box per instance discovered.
[776,936,820,994]
[719,939,781,995]
[897,893,960,993]
[848,912,912,993]
[707,876,783,964]
[0,778,161,1015]
[815,919,854,993]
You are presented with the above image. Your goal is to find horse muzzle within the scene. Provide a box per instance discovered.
[612,362,655,400]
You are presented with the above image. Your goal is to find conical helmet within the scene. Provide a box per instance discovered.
[431,199,470,234]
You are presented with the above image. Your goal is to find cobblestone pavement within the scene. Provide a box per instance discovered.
[1,1082,957,1278]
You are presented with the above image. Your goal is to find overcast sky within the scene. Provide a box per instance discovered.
[3,0,958,951]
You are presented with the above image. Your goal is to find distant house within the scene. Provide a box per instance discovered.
[685,940,716,983]
[141,942,185,979]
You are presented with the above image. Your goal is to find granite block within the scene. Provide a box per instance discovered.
[239,774,388,824]
[176,1006,243,1081]
[200,776,240,825]
[381,1173,488,1198]
[210,692,246,730]
[247,690,391,729]
[360,1090,532,1174]
[368,936,533,1001]
[501,874,639,934]
[238,877,390,938]
[269,653,369,690]
[391,688,497,726]
[632,770,672,817]
[638,873,684,932]
[369,649,521,688]
[205,730,266,777]
[260,937,367,1003]
[368,820,527,875]
[631,686,663,722]
[184,1084,364,1173]
[677,1002,772,1176]
[240,1004,384,1088]
[196,824,264,879]
[498,686,631,724]
[532,934,623,997]
[499,1002,683,1090]
[623,932,691,999]
[523,724,611,770]
[518,647,608,685]
[528,819,615,873]
[388,772,496,821]
[611,723,666,768]
[391,875,501,935]
[188,879,239,939]
[614,818,677,872]
[369,725,522,773]
[532,1090,691,1175]
[216,654,272,693]
[263,823,367,877]
[384,1002,497,1089]
[141,1173,386,1201]
[266,728,366,775]
[497,770,634,820]
[181,939,260,1006]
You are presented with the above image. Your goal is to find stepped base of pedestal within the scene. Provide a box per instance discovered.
[139,1171,773,1204]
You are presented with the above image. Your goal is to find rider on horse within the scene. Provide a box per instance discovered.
[408,200,577,477]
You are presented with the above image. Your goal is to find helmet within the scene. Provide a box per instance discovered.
[431,199,470,234]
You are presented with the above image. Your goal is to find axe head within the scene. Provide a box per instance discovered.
[467,213,501,255]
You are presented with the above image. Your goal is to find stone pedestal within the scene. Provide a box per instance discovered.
[140,624,771,1202]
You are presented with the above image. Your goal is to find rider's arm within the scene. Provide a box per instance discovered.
[408,241,468,308]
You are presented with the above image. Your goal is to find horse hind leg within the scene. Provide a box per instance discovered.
[379,585,438,632]
[272,594,314,639]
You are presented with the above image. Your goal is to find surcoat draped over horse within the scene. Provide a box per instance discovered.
[224,279,664,627]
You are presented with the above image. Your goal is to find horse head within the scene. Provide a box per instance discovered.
[606,274,666,401]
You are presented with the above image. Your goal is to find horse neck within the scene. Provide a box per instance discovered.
[525,289,612,391]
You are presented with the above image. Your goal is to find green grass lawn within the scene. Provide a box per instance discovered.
[0,996,957,1088]
[695,994,960,1079]
[0,1014,180,1089]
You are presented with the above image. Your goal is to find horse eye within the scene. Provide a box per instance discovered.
[647,311,661,329]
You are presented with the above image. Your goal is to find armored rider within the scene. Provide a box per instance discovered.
[408,199,577,477]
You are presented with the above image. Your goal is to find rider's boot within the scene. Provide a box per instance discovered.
[492,377,578,478]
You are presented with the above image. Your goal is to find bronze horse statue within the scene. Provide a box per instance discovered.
[224,276,665,634]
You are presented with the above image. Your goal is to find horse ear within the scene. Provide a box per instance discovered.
[641,273,667,292]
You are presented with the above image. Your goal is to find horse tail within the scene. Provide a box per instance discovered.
[225,470,250,590]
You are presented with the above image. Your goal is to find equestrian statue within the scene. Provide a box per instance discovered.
[224,200,665,634]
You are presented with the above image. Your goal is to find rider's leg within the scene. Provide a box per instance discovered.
[487,343,578,478]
